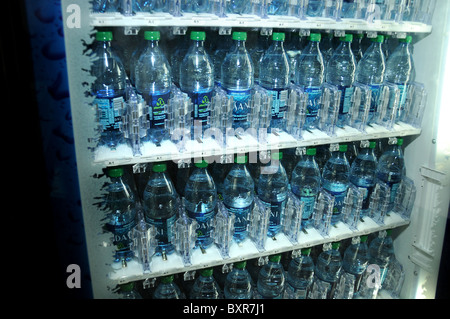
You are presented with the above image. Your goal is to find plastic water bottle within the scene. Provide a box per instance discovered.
[375,138,405,211]
[180,31,214,131]
[267,0,288,15]
[294,33,324,130]
[349,141,378,218]
[135,31,172,144]
[143,163,179,256]
[118,282,142,299]
[325,34,356,127]
[257,151,289,238]
[91,31,126,149]
[322,144,350,225]
[249,33,270,85]
[210,162,232,200]
[153,275,186,299]
[223,155,255,243]
[368,229,394,286]
[342,236,369,298]
[290,147,321,228]
[306,0,324,17]
[257,254,285,299]
[315,242,343,299]
[320,32,334,69]
[190,268,222,299]
[286,248,315,299]
[227,0,251,15]
[93,0,119,12]
[384,36,413,119]
[105,166,137,263]
[352,33,364,64]
[184,160,218,249]
[221,31,254,130]
[224,261,253,299]
[182,0,211,13]
[355,35,386,123]
[259,32,290,131]
[170,35,189,86]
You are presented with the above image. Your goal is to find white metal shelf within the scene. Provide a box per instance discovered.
[109,212,409,284]
[90,12,432,33]
[94,122,421,167]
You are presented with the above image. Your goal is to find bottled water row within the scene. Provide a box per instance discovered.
[103,136,415,274]
[117,230,404,299]
[92,0,436,25]
[91,28,427,154]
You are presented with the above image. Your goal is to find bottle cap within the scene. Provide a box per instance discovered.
[371,35,384,43]
[107,167,124,178]
[152,163,167,172]
[232,31,247,41]
[339,144,348,152]
[397,138,404,146]
[190,31,206,41]
[301,248,312,255]
[235,155,248,164]
[332,242,341,250]
[160,275,174,283]
[269,254,282,263]
[194,160,209,168]
[200,268,213,277]
[306,148,316,156]
[271,151,283,160]
[144,30,160,41]
[272,32,285,41]
[120,282,135,292]
[96,31,113,42]
[340,34,353,42]
[355,33,364,39]
[399,35,412,43]
[234,261,247,269]
[360,235,369,242]
[386,229,393,236]
[369,141,376,149]
[309,33,321,42]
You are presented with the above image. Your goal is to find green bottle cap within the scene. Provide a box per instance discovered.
[200,268,214,277]
[340,34,353,42]
[120,282,135,292]
[397,138,404,146]
[271,151,283,160]
[235,155,248,164]
[144,30,160,41]
[371,35,384,43]
[306,148,317,156]
[309,33,321,42]
[369,141,376,149]
[234,261,247,269]
[107,167,124,178]
[301,248,312,255]
[152,163,167,173]
[339,144,348,152]
[232,31,247,41]
[360,235,369,242]
[160,275,174,284]
[269,254,282,263]
[386,229,393,236]
[355,33,364,39]
[190,31,206,41]
[96,31,113,42]
[272,32,285,41]
[195,160,209,168]
[332,242,341,250]
[399,35,412,43]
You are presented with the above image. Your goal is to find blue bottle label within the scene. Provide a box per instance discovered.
[190,90,213,126]
[326,188,347,216]
[260,196,287,233]
[266,88,289,120]
[304,86,322,118]
[300,195,317,221]
[187,209,216,242]
[226,89,252,124]
[223,201,253,234]
[94,96,124,131]
[147,92,170,129]
[145,214,177,246]
[337,85,354,115]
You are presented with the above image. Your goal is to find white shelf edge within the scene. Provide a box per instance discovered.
[93,122,421,167]
[108,212,410,284]
[89,12,432,33]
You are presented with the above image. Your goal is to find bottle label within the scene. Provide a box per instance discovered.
[325,188,348,216]
[145,214,177,246]
[94,96,124,131]
[190,90,213,126]
[337,85,354,115]
[260,196,287,232]
[187,209,216,242]
[226,89,252,124]
[304,86,322,118]
[224,201,254,234]
[266,88,289,120]
[300,195,316,221]
[147,92,170,129]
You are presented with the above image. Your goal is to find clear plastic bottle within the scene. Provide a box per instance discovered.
[322,144,351,225]
[375,138,405,211]
[224,261,253,299]
[349,141,378,217]
[153,275,186,299]
[179,31,214,131]
[91,31,126,149]
[290,147,321,228]
[190,268,222,299]
[352,33,364,64]
[221,31,254,130]
[143,163,179,256]
[257,254,286,299]
[368,229,394,286]
[223,155,255,243]
[184,160,218,249]
[134,30,172,144]
[306,0,324,17]
[355,35,386,123]
[295,33,324,130]
[325,34,356,127]
[259,32,290,131]
[249,33,270,85]
[315,242,343,299]
[256,151,289,237]
[342,236,369,298]
[286,248,315,299]
[118,282,142,299]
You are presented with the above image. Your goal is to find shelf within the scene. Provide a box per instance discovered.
[108,212,409,284]
[94,122,421,167]
[90,12,432,34]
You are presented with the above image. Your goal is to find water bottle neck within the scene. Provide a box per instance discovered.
[147,39,160,49]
